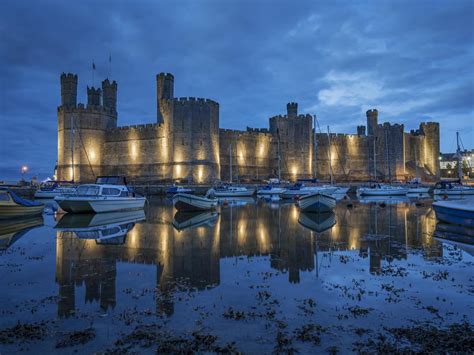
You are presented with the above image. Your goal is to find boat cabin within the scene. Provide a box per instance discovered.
[75,184,135,198]
[95,176,128,185]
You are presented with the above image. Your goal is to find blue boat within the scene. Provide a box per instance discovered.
[432,200,474,228]
[166,185,194,194]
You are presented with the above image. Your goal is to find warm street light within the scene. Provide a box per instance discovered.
[21,165,28,180]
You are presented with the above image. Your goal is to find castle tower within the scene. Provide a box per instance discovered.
[102,79,117,111]
[366,109,378,136]
[357,125,366,136]
[60,73,78,107]
[87,87,101,107]
[420,122,440,178]
[287,102,298,118]
[156,73,174,124]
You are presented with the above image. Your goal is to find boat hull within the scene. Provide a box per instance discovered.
[257,188,285,195]
[0,204,44,219]
[173,193,218,212]
[358,188,408,196]
[434,188,474,195]
[213,190,255,197]
[433,201,474,227]
[297,192,336,213]
[56,197,146,214]
[407,187,430,194]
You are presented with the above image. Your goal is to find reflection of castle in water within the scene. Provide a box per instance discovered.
[55,200,439,316]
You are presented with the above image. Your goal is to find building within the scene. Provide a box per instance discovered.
[439,150,474,178]
[57,72,440,183]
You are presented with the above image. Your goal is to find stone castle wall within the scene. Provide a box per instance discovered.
[57,72,440,184]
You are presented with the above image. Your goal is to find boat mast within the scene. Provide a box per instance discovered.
[457,132,463,180]
[229,143,232,184]
[414,148,419,180]
[313,115,317,180]
[373,137,377,182]
[327,126,333,185]
[277,128,281,182]
[70,115,75,183]
[384,129,391,183]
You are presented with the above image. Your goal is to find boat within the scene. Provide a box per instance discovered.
[297,191,336,213]
[280,183,338,199]
[34,181,76,199]
[173,193,218,212]
[334,186,350,194]
[55,176,146,214]
[298,211,336,233]
[358,195,410,205]
[172,211,218,231]
[0,187,45,219]
[0,216,43,250]
[55,210,145,245]
[357,183,408,196]
[434,222,474,256]
[433,180,474,196]
[432,199,474,227]
[166,184,194,195]
[407,186,431,194]
[208,185,255,197]
[257,184,286,196]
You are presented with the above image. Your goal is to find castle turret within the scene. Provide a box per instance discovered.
[60,73,78,107]
[102,79,117,111]
[357,125,366,136]
[287,102,298,118]
[366,109,378,136]
[87,87,101,107]
[157,73,174,124]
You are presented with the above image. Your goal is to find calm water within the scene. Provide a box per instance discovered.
[0,196,473,353]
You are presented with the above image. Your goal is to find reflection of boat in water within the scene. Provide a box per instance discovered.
[172,211,218,231]
[218,197,256,206]
[434,222,474,256]
[298,212,336,233]
[55,210,146,244]
[0,216,44,250]
[358,195,410,205]
[432,200,474,227]
[0,187,44,219]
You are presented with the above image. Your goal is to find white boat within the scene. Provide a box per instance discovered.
[297,191,336,213]
[357,184,408,196]
[173,193,218,211]
[334,186,350,194]
[407,186,430,194]
[34,182,76,199]
[257,185,286,195]
[208,185,255,197]
[55,176,146,214]
[433,181,474,196]
[166,184,194,194]
[280,184,338,199]
[432,199,474,227]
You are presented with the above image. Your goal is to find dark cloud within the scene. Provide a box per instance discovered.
[1,0,473,180]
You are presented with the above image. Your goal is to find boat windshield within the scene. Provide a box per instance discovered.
[76,186,100,196]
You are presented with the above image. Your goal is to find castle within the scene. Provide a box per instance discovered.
[57,72,440,183]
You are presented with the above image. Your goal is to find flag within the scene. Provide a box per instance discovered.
[92,62,96,70]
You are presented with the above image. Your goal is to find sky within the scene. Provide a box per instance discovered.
[0,0,473,180]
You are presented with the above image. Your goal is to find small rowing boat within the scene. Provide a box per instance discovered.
[432,199,474,227]
[297,191,336,213]
[173,193,218,212]
[0,187,44,219]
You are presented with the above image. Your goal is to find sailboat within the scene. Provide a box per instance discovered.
[358,129,408,196]
[407,149,430,194]
[434,132,474,196]
[210,143,255,197]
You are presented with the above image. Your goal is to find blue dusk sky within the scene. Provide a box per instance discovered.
[0,0,473,180]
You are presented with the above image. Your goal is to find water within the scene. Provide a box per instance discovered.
[0,196,473,353]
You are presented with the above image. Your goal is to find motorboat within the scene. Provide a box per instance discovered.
[280,183,338,199]
[432,199,474,227]
[433,181,474,196]
[297,191,336,213]
[34,181,76,199]
[207,185,255,197]
[173,193,218,212]
[172,211,218,231]
[0,216,43,250]
[55,210,145,245]
[0,187,44,219]
[333,186,350,194]
[257,185,286,196]
[166,184,194,195]
[407,185,431,194]
[55,176,146,214]
[298,211,336,234]
[357,183,408,196]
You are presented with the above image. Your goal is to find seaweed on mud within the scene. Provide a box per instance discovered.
[0,321,48,344]
[293,324,326,345]
[55,327,96,348]
[353,322,474,353]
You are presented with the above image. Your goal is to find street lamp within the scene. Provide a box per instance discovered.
[21,165,28,180]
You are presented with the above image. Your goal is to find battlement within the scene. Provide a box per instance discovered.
[109,123,160,132]
[366,108,378,117]
[246,127,270,134]
[172,97,219,107]
[102,78,117,88]
[61,73,77,80]
[57,104,116,115]
[156,72,174,79]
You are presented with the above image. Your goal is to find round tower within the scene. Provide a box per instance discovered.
[157,73,174,124]
[287,102,298,118]
[366,109,378,136]
[87,87,101,107]
[102,79,117,111]
[60,73,77,108]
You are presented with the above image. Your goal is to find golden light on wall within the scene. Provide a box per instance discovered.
[197,166,204,182]
[130,141,138,161]
[292,165,298,176]
[89,149,96,162]
[175,164,182,178]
